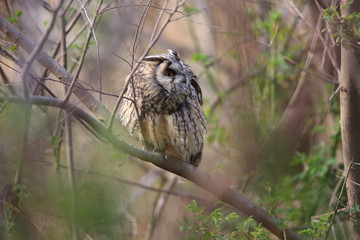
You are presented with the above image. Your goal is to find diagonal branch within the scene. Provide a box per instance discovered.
[0,15,110,121]
[0,95,302,240]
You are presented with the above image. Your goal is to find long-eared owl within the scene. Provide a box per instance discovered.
[118,50,207,166]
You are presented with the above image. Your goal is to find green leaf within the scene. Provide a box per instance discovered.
[7,10,23,24]
[184,5,198,14]
[191,53,213,65]
[9,45,18,52]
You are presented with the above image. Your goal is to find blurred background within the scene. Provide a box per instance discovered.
[0,0,346,239]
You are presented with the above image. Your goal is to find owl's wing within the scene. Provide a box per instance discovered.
[191,76,203,105]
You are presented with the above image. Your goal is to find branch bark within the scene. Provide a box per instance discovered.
[339,1,360,239]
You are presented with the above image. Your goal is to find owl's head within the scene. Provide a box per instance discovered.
[143,49,192,98]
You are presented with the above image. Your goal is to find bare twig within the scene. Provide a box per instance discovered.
[39,77,119,97]
[63,0,103,103]
[132,0,152,64]
[256,16,322,160]
[15,0,65,186]
[147,173,177,240]
[51,163,204,201]
[107,0,182,130]
[64,115,79,240]
[20,0,64,101]
[0,46,58,98]
[0,66,17,95]
[325,161,352,239]
[286,0,339,78]
[33,0,75,95]
[61,13,79,240]
[149,0,169,43]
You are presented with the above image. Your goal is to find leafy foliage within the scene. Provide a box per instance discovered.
[179,200,268,240]
[322,0,360,49]
[7,10,23,24]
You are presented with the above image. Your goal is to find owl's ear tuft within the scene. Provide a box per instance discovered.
[144,56,165,65]
[167,49,180,61]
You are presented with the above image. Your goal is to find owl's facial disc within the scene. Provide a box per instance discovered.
[155,60,189,94]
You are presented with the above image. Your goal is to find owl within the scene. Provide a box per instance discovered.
[118,50,207,167]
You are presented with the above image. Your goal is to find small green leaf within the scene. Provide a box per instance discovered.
[15,10,23,18]
[184,6,198,14]
[7,10,23,24]
[9,45,18,51]
[191,53,213,65]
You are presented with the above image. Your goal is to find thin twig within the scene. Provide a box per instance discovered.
[0,48,58,98]
[0,66,17,95]
[33,0,75,95]
[286,0,339,78]
[15,0,65,186]
[63,0,103,103]
[147,173,177,240]
[40,77,119,97]
[149,0,169,43]
[107,0,182,130]
[20,0,64,101]
[65,115,79,240]
[132,0,152,64]
[325,161,353,239]
[45,163,205,202]
[256,16,322,160]
[61,13,79,240]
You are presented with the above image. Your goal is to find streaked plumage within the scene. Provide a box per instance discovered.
[118,50,206,166]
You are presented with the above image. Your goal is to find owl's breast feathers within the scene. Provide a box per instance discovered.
[138,84,206,166]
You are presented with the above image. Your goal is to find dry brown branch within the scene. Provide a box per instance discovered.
[0,95,301,240]
[0,15,110,121]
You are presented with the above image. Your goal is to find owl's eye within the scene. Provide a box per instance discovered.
[164,69,176,77]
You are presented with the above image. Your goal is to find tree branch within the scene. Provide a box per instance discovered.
[0,96,301,240]
[0,15,110,121]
